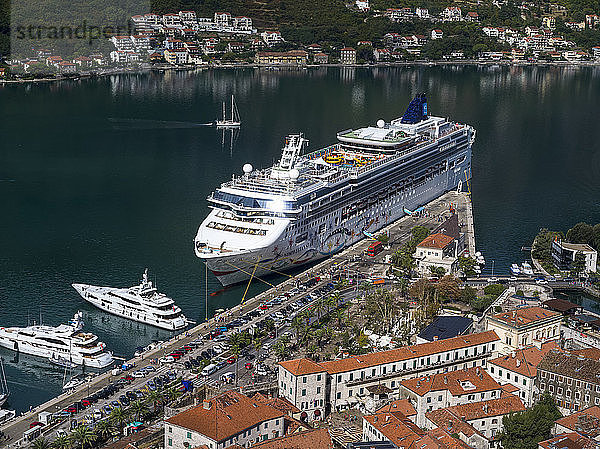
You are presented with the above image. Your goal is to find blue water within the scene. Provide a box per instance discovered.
[1,65,599,413]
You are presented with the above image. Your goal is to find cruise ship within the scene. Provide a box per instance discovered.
[0,312,113,368]
[72,270,188,331]
[194,94,475,286]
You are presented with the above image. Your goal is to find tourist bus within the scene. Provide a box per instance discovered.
[366,241,383,257]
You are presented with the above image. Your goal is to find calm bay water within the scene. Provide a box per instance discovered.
[1,65,600,413]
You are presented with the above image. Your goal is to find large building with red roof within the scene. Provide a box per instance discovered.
[487,341,559,406]
[485,306,562,354]
[165,390,285,449]
[399,367,503,427]
[278,331,499,420]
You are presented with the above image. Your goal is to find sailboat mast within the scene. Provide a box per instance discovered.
[231,95,235,122]
[222,101,226,121]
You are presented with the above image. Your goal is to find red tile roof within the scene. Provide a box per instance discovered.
[488,341,559,377]
[166,390,284,442]
[279,358,326,376]
[252,393,301,415]
[425,408,483,439]
[538,433,594,449]
[251,428,332,449]
[431,394,525,421]
[489,306,561,328]
[376,399,417,417]
[554,406,600,437]
[318,331,498,375]
[363,411,425,447]
[400,366,501,396]
[417,233,455,250]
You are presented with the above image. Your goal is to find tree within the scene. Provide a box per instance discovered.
[566,222,594,247]
[32,438,52,449]
[484,283,506,298]
[435,275,461,302]
[458,256,476,275]
[70,426,96,449]
[130,400,149,422]
[498,393,561,449]
[459,286,477,304]
[429,266,447,278]
[52,435,72,449]
[93,420,115,442]
[273,340,288,361]
[109,407,129,434]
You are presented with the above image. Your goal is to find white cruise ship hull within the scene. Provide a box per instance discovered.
[0,332,113,369]
[72,284,187,331]
[199,163,470,286]
[195,98,474,287]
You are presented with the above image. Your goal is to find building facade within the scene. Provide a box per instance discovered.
[278,331,500,417]
[536,350,600,414]
[486,342,558,406]
[164,391,285,449]
[552,240,598,274]
[485,306,562,354]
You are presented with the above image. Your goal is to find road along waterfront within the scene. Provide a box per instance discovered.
[0,190,472,446]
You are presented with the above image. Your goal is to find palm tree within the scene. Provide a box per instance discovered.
[272,340,287,361]
[164,385,182,404]
[145,389,164,411]
[335,308,346,329]
[291,316,305,344]
[129,400,149,422]
[52,435,71,449]
[32,437,52,449]
[109,407,129,435]
[70,426,95,449]
[93,420,115,442]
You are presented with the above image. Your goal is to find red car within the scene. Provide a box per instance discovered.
[170,353,182,360]
[226,356,236,364]
[29,421,44,429]
[259,304,268,310]
[182,346,192,352]
[64,406,77,414]
[244,362,253,370]
[81,399,91,407]
[209,330,222,339]
[269,332,276,339]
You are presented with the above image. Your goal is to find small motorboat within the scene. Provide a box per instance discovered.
[511,264,521,276]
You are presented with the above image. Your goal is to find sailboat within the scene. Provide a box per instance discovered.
[216,95,241,128]
[0,359,9,407]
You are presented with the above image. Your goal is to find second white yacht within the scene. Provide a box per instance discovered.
[0,312,113,369]
[72,269,188,331]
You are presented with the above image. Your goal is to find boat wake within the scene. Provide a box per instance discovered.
[108,118,214,130]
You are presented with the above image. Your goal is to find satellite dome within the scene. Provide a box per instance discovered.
[243,163,253,174]
[289,168,300,180]
[377,119,385,128]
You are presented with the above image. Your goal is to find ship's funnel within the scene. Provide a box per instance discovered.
[400,93,428,124]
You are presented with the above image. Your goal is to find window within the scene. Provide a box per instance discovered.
[187,432,192,439]
[491,366,495,373]
[264,422,269,429]
[349,373,353,381]
[523,379,527,386]
[168,427,172,433]
[558,387,563,395]
[438,395,442,401]
[317,374,322,381]
[492,419,498,424]
[303,376,307,383]
[168,438,172,446]
[337,392,341,399]
[349,390,353,396]
[338,375,342,382]
[302,389,306,396]
[427,397,432,403]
